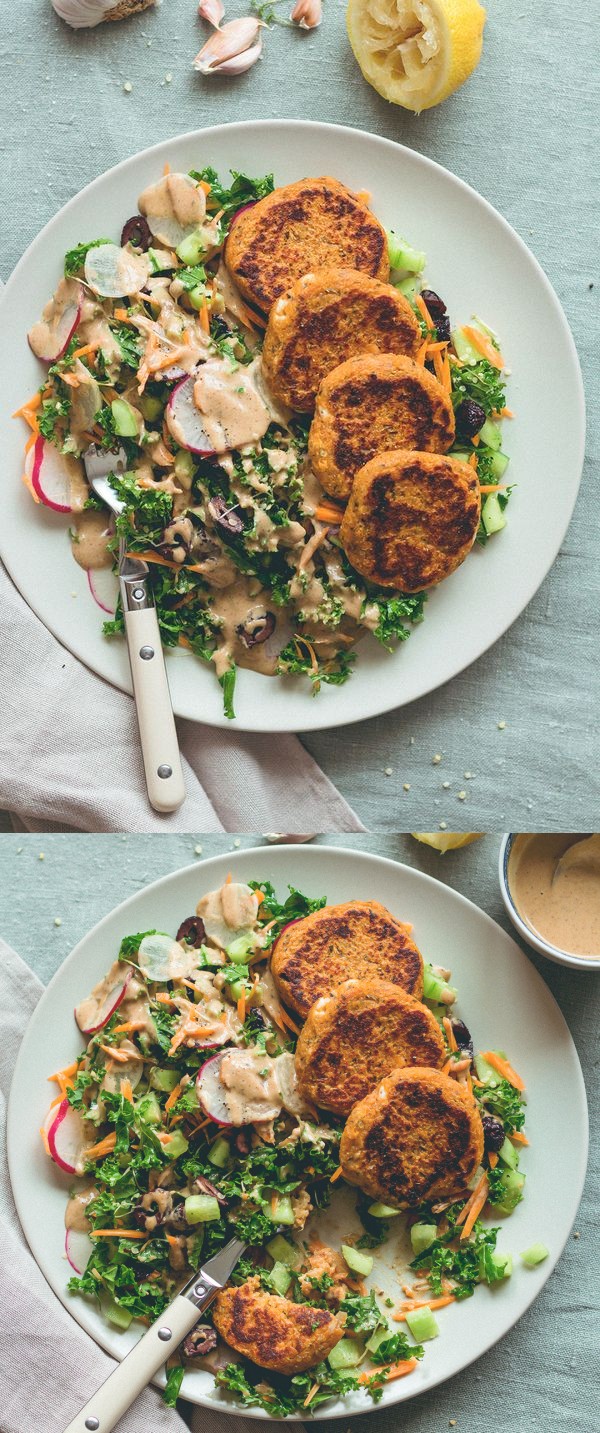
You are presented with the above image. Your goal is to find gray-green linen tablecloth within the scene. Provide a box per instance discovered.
[0,0,598,830]
[1,831,598,1432]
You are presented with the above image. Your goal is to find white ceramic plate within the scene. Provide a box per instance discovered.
[8,846,588,1419]
[0,122,585,732]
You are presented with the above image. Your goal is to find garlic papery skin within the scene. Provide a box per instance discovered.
[51,0,117,25]
[193,17,262,74]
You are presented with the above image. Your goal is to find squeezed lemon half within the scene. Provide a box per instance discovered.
[346,0,486,113]
[412,832,484,853]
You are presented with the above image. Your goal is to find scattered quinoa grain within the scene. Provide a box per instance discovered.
[403,783,411,791]
[439,821,447,830]
[442,781,450,790]
[123,81,133,93]
[233,838,241,848]
[457,791,467,801]
[384,766,393,776]
[53,917,62,927]
[497,720,506,730]
[194,844,203,855]
[432,753,442,765]
[39,852,45,861]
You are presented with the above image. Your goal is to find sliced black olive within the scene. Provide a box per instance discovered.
[455,399,486,438]
[236,608,276,649]
[481,1114,505,1153]
[207,495,246,537]
[194,1175,227,1206]
[234,1129,252,1156]
[420,288,447,321]
[435,314,452,343]
[176,916,206,948]
[120,215,152,252]
[182,1325,218,1359]
[211,315,231,339]
[450,1017,474,1061]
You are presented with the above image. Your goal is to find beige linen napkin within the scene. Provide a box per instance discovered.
[0,563,363,833]
[0,937,263,1433]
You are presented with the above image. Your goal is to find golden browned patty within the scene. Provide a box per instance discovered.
[308,354,455,501]
[339,448,481,591]
[224,178,389,314]
[339,1066,484,1208]
[271,900,423,1019]
[212,1277,344,1374]
[295,978,446,1116]
[262,267,421,412]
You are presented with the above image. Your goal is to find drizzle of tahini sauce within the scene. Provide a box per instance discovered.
[193,357,271,453]
[218,1049,282,1125]
[71,511,113,570]
[508,833,600,957]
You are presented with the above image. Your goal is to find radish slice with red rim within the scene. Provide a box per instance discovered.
[166,375,215,455]
[87,567,119,616]
[75,966,133,1034]
[196,1049,282,1126]
[65,1227,94,1275]
[27,278,83,363]
[137,932,201,983]
[47,1099,88,1175]
[196,1051,234,1127]
[30,436,75,514]
[84,243,151,299]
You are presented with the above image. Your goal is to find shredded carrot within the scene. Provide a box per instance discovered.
[155,992,177,1005]
[92,1228,146,1239]
[498,407,514,418]
[199,303,210,335]
[178,635,192,650]
[165,1232,181,1248]
[359,1358,417,1384]
[60,372,80,389]
[510,1130,529,1145]
[329,1165,343,1183]
[99,1044,137,1064]
[85,1132,117,1160]
[415,293,434,329]
[471,433,480,447]
[355,188,371,206]
[415,339,428,366]
[12,393,42,419]
[40,1124,51,1156]
[394,1295,455,1319]
[126,549,179,570]
[112,1020,148,1034]
[49,1061,78,1085]
[121,1078,134,1104]
[462,325,505,369]
[443,1017,458,1054]
[270,1192,278,1216]
[425,340,448,354]
[278,1005,302,1037]
[165,1082,183,1113]
[199,179,211,195]
[163,160,171,175]
[468,452,478,469]
[293,635,318,676]
[461,1178,490,1240]
[479,483,506,493]
[303,1383,320,1408]
[113,307,129,321]
[314,503,345,523]
[71,343,99,361]
[237,990,246,1025]
[456,1170,488,1228]
[479,1051,525,1092]
[255,890,265,906]
[488,1152,498,1169]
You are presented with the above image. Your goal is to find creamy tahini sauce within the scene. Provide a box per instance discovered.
[210,581,282,678]
[508,834,600,957]
[71,511,113,570]
[219,1050,282,1125]
[193,358,271,454]
[138,172,206,240]
[65,1185,97,1233]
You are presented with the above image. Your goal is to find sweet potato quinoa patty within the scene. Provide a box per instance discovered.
[224,177,389,314]
[340,449,481,591]
[339,1066,485,1207]
[212,1276,345,1373]
[271,900,423,1019]
[262,267,421,412]
[308,353,455,501]
[295,978,446,1116]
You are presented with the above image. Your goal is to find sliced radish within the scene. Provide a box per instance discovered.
[196,1049,282,1127]
[102,1047,144,1096]
[28,278,83,363]
[47,1099,88,1175]
[87,567,119,616]
[138,172,206,250]
[274,1052,313,1120]
[75,963,133,1034]
[65,1227,94,1275]
[166,374,215,455]
[162,364,188,383]
[137,931,200,983]
[229,202,256,229]
[84,243,150,299]
[70,366,102,433]
[30,435,74,514]
[196,883,259,951]
[196,1051,234,1126]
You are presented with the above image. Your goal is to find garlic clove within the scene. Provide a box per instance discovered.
[198,0,225,24]
[208,37,263,74]
[193,16,261,73]
[290,0,322,27]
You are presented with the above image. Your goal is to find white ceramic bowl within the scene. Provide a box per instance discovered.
[499,834,600,971]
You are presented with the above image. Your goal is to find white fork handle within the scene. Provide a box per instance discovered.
[123,605,185,813]
[63,1293,198,1433]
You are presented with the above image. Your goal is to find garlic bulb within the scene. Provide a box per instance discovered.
[51,0,154,28]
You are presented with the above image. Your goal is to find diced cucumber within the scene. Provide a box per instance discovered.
[474,1053,502,1086]
[387,231,426,274]
[184,1194,221,1224]
[164,1130,189,1159]
[111,397,139,438]
[498,1136,519,1170]
[489,450,510,481]
[471,313,499,341]
[482,494,507,537]
[149,1068,180,1092]
[342,1244,374,1277]
[395,275,419,299]
[135,1092,162,1126]
[228,978,249,1003]
[365,1323,391,1355]
[328,1336,365,1370]
[266,1234,301,1269]
[139,394,163,422]
[368,1202,402,1218]
[451,327,481,364]
[494,1168,525,1215]
[226,935,254,962]
[269,1261,293,1296]
[174,449,195,483]
[268,1195,295,1226]
[189,285,209,313]
[410,1222,438,1257]
[423,964,457,1004]
[176,229,208,265]
[105,1298,133,1330]
[479,418,502,450]
[479,1246,513,1283]
[520,1243,549,1267]
[148,247,174,273]
[405,1305,439,1341]
[208,1135,231,1169]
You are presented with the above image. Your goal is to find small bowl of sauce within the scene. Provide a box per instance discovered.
[499,834,600,970]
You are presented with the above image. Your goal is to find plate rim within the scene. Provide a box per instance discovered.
[0,120,587,733]
[7,843,590,1419]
